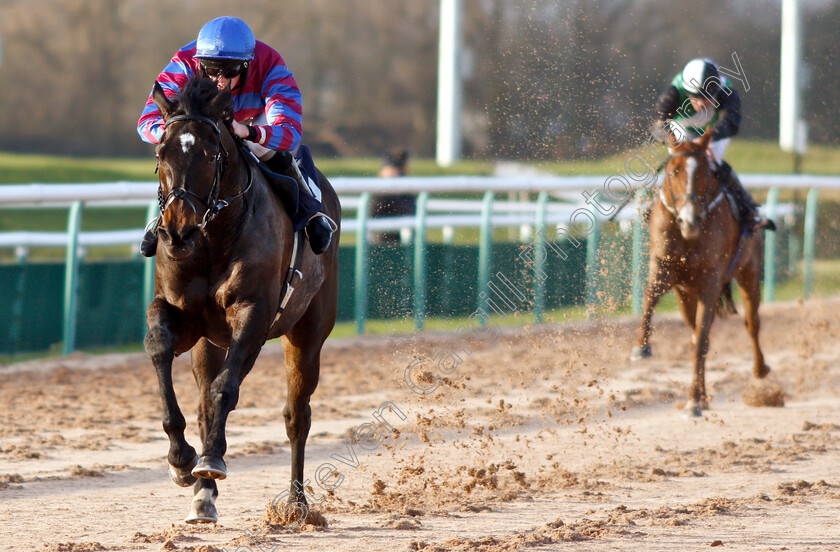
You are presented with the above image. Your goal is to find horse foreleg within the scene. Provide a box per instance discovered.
[675,286,698,343]
[186,338,226,524]
[145,298,199,486]
[631,258,672,361]
[193,304,267,480]
[736,264,771,379]
[686,295,717,416]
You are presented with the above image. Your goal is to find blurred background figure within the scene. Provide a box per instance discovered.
[370,149,416,244]
[377,149,410,178]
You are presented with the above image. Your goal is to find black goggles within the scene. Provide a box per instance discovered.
[200,61,243,79]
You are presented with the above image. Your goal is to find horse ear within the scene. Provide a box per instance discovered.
[152,81,177,120]
[210,85,232,121]
[662,120,687,152]
[697,129,713,150]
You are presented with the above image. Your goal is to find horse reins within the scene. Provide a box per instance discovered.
[157,114,253,230]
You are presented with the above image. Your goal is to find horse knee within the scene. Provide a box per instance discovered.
[145,327,174,365]
[210,379,240,411]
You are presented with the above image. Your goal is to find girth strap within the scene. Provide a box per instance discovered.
[277,230,305,316]
[723,228,749,283]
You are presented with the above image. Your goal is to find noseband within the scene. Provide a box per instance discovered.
[660,149,725,221]
[158,114,253,229]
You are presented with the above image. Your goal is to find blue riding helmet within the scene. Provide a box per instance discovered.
[195,17,255,61]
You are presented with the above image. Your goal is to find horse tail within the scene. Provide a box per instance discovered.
[717,281,738,317]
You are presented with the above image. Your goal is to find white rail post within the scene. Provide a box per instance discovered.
[436,0,463,167]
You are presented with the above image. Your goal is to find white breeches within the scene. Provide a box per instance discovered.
[242,112,300,160]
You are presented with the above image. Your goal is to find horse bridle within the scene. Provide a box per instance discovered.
[660,149,726,221]
[157,114,253,229]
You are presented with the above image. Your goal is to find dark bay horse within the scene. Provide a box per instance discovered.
[630,131,770,416]
[146,77,340,523]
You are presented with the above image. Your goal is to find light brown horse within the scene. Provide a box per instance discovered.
[630,131,769,416]
[145,77,340,523]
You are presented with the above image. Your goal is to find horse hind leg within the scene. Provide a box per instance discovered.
[675,286,698,343]
[278,292,335,524]
[186,483,218,524]
[736,266,770,379]
[281,336,322,516]
[186,338,225,524]
[685,295,717,417]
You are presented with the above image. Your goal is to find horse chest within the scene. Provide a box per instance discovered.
[162,273,232,318]
[162,275,208,306]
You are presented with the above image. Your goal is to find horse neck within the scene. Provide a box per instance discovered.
[217,128,247,195]
[201,129,250,245]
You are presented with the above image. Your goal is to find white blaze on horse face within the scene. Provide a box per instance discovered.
[685,156,697,197]
[179,133,196,153]
[678,156,698,231]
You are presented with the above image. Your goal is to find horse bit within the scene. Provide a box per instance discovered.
[659,149,726,221]
[156,114,253,230]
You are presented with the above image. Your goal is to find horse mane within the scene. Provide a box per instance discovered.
[175,76,226,118]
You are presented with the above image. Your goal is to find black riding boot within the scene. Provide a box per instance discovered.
[715,161,772,233]
[140,216,161,257]
[263,149,293,174]
[305,214,333,255]
[265,152,334,255]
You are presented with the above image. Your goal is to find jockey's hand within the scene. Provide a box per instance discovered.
[230,120,250,140]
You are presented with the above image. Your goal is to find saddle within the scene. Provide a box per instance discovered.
[245,145,322,232]
[251,145,328,317]
[722,190,741,223]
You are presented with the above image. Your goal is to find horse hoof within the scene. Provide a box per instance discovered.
[683,402,704,418]
[755,363,771,379]
[192,456,227,480]
[185,488,218,524]
[629,345,652,361]
[169,453,199,487]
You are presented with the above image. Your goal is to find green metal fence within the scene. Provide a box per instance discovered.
[0,260,145,355]
[0,187,824,356]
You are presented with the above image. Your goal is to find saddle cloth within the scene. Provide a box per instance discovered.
[249,145,322,231]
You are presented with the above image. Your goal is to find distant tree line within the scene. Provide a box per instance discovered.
[0,0,836,159]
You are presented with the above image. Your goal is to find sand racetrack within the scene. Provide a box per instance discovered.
[1,297,839,552]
